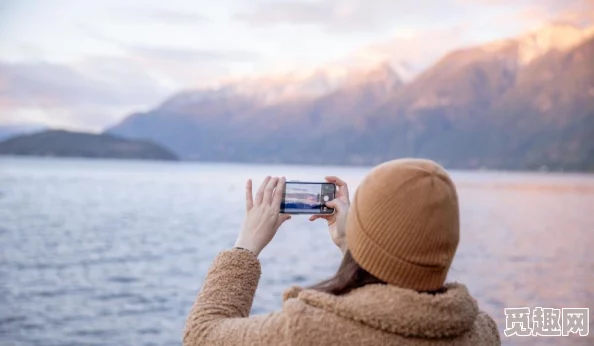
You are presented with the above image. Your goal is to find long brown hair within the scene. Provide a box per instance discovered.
[310,250,448,296]
[309,250,385,295]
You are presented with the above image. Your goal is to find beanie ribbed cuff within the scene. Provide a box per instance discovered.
[348,209,449,292]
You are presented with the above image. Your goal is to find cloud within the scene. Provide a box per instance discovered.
[462,0,594,26]
[76,24,260,65]
[335,0,594,81]
[114,7,209,25]
[136,9,208,24]
[555,0,594,26]
[345,26,471,80]
[236,2,328,27]
[0,61,166,107]
[74,24,260,87]
[237,0,594,34]
[0,49,240,131]
[472,0,594,36]
[235,0,464,32]
[127,46,260,63]
[0,107,120,132]
[0,59,170,130]
[120,45,260,89]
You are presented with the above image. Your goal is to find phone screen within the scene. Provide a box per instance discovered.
[280,182,336,214]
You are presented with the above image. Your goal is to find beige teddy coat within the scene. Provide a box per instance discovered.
[183,249,500,345]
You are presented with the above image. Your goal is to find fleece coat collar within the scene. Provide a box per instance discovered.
[184,249,501,346]
[283,283,479,339]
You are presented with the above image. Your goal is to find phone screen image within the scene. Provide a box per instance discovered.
[280,182,336,214]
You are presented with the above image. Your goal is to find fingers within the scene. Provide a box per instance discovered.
[263,177,279,205]
[246,179,253,211]
[275,214,292,230]
[272,177,285,210]
[325,199,340,210]
[309,214,330,222]
[325,176,349,199]
[255,176,271,205]
[325,176,346,185]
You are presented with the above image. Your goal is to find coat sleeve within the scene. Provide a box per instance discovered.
[183,248,291,346]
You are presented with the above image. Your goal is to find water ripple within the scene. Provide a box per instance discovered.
[1,157,593,346]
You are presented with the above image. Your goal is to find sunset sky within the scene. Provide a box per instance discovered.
[0,0,592,131]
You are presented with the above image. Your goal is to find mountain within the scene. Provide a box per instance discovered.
[0,130,178,161]
[0,124,47,141]
[356,24,594,170]
[108,24,594,171]
[108,62,402,162]
[489,30,594,170]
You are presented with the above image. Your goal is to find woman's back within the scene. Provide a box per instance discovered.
[183,249,500,345]
[183,159,501,345]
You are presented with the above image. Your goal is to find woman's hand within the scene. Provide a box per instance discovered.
[309,176,350,253]
[235,176,291,256]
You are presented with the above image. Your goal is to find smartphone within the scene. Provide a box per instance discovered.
[280,181,336,215]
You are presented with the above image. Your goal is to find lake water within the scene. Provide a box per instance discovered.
[1,157,593,346]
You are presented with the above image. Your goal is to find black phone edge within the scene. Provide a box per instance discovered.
[280,181,336,215]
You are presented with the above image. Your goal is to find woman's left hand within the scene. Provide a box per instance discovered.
[234,176,291,256]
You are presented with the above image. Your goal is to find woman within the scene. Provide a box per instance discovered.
[183,158,501,345]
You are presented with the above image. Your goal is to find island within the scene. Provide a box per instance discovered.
[0,130,179,161]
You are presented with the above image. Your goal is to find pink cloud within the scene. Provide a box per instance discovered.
[344,24,475,81]
[0,59,171,130]
[479,0,594,28]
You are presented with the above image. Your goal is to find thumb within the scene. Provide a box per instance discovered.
[325,199,341,211]
[309,215,327,222]
[278,214,291,225]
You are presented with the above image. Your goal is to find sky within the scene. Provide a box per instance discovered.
[0,0,592,132]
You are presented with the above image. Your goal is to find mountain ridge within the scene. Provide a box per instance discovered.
[107,23,594,171]
[0,130,179,161]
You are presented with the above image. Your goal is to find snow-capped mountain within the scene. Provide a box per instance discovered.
[387,23,594,111]
[161,62,402,110]
[108,23,594,171]
[483,23,594,65]
[161,23,592,112]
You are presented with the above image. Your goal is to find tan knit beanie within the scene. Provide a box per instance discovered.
[345,158,459,291]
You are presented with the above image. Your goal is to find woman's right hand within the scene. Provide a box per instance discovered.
[309,176,350,253]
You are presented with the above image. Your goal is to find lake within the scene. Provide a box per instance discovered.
[0,157,593,345]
